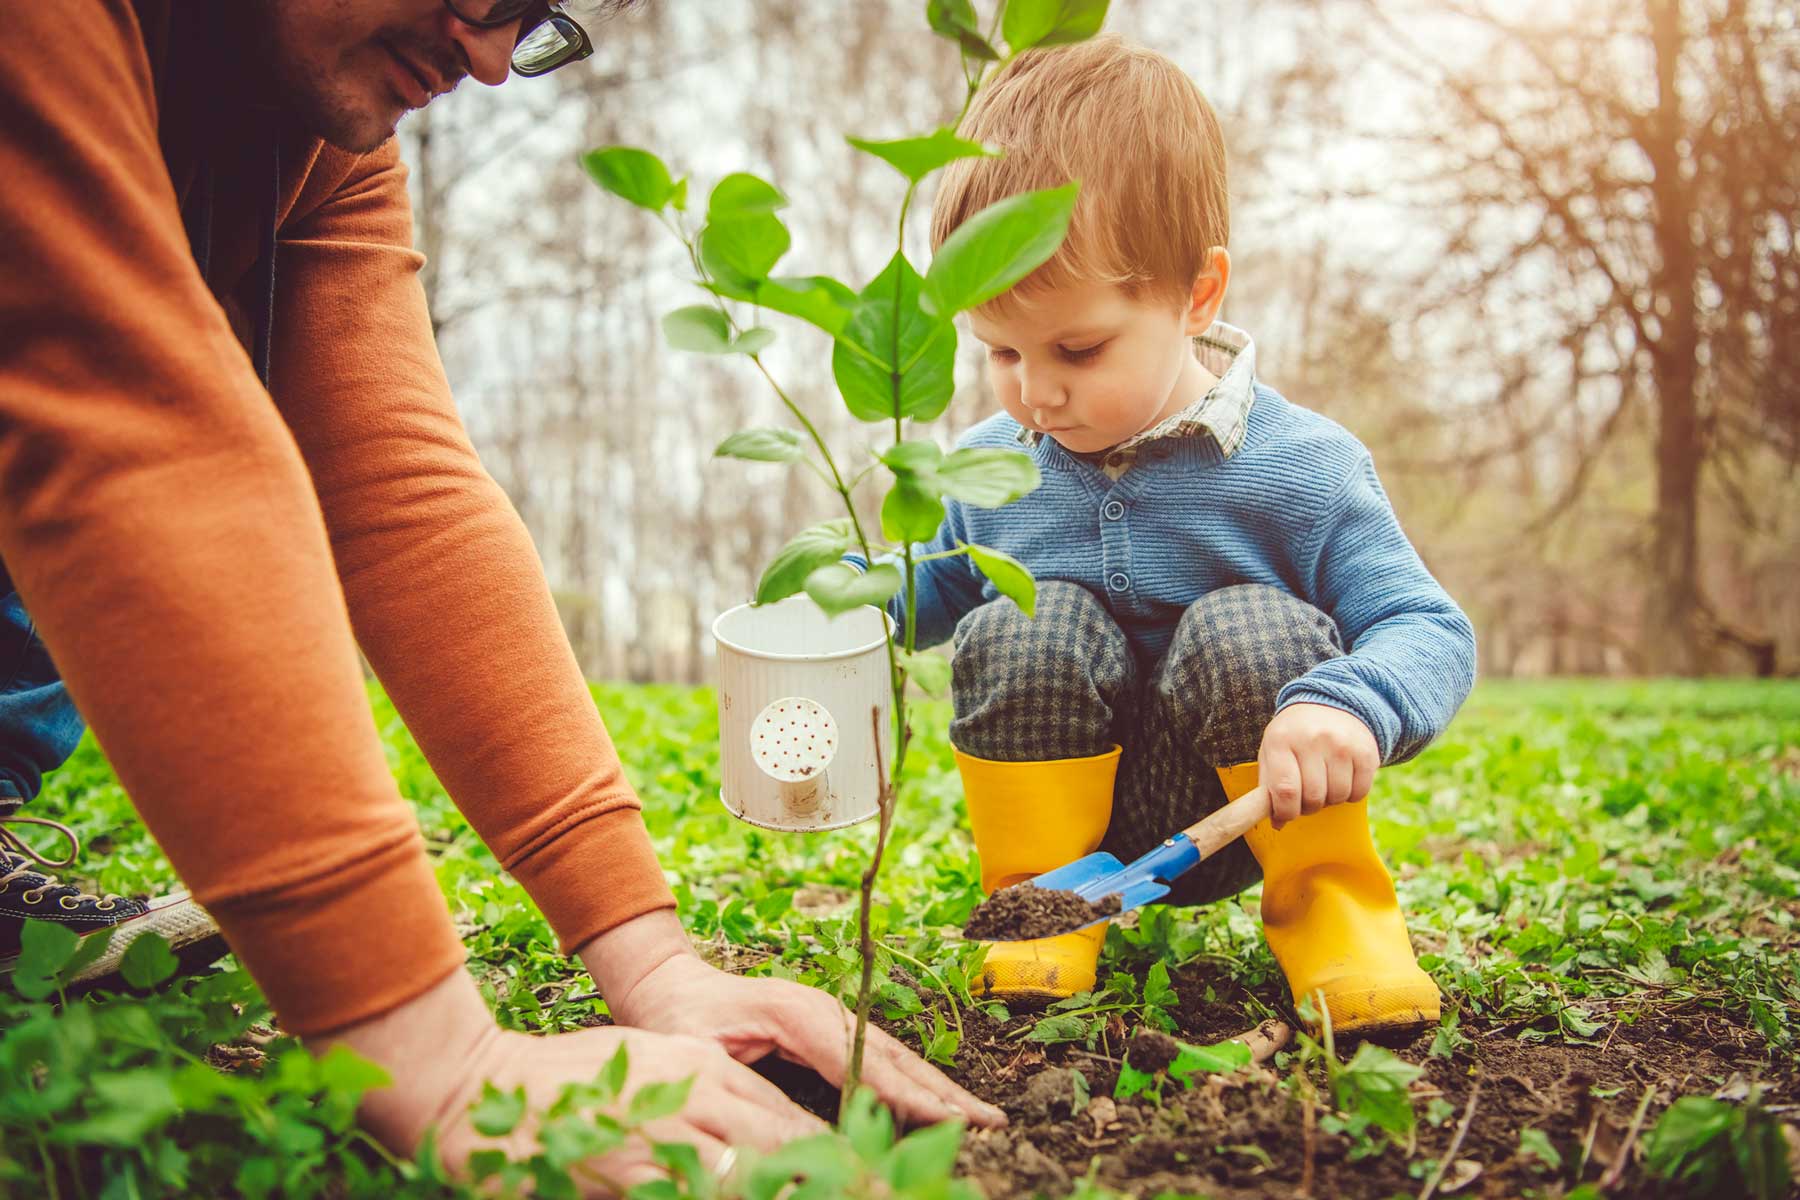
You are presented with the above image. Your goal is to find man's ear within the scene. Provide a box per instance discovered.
[1182,247,1231,335]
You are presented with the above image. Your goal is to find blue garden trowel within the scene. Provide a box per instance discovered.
[982,786,1271,940]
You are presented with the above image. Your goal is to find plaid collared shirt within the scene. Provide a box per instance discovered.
[1016,320,1258,481]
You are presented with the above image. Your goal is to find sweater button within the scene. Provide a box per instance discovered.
[1102,500,1125,520]
[1108,572,1130,591]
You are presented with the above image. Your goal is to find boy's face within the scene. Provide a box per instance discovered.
[968,270,1225,457]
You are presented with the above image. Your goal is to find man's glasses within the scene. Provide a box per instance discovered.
[440,0,594,77]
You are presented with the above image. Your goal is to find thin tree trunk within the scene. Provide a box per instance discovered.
[1642,0,1705,674]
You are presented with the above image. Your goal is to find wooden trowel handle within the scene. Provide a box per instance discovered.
[1179,786,1270,860]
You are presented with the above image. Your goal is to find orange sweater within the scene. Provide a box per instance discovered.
[0,0,675,1034]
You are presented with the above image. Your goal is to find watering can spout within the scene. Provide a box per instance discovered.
[751,697,839,821]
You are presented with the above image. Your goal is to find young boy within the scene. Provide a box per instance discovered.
[908,36,1477,1034]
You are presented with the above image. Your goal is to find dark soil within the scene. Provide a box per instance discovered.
[875,959,1800,1199]
[963,885,1122,941]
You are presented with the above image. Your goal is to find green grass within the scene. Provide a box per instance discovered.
[5,679,1797,1197]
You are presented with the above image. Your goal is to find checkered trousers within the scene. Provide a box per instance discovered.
[949,581,1345,906]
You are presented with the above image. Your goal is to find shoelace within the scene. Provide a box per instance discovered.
[0,814,123,911]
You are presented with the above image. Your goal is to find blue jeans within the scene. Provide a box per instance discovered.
[0,561,86,816]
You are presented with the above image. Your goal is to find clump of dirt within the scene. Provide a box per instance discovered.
[963,884,1121,941]
[1125,1027,1181,1074]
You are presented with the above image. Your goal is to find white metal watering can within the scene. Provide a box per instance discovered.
[712,594,893,832]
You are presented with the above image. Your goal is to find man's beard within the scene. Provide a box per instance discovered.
[236,0,428,154]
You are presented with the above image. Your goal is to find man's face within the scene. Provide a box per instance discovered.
[252,0,525,152]
[969,279,1211,457]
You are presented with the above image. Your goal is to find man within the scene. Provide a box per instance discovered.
[0,0,1003,1187]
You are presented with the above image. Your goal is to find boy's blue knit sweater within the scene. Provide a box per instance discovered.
[891,386,1477,765]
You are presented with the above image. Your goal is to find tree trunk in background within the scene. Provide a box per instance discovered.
[1642,0,1703,674]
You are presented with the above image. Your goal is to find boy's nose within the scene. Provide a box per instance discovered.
[1018,372,1067,412]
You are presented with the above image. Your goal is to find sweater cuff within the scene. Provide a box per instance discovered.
[1276,682,1402,764]
[505,806,676,956]
[208,829,467,1038]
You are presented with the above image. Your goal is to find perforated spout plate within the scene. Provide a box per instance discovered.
[751,697,838,780]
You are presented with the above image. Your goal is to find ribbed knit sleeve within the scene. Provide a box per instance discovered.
[271,141,676,969]
[1278,453,1477,762]
[0,0,467,1036]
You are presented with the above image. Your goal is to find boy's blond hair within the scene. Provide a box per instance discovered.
[931,35,1228,313]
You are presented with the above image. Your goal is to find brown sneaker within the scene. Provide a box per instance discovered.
[0,814,228,988]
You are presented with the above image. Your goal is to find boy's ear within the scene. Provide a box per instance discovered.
[1182,247,1231,336]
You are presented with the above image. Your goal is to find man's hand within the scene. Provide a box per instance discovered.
[1257,702,1380,829]
[581,909,1006,1131]
[313,967,825,1197]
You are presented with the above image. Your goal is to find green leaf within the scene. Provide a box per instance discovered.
[747,1133,859,1198]
[1113,1062,1158,1100]
[236,1156,279,1200]
[833,253,957,423]
[13,918,78,998]
[663,306,731,353]
[470,1082,527,1137]
[921,1009,960,1065]
[967,543,1037,617]
[581,147,677,212]
[627,1076,694,1123]
[1169,1039,1252,1082]
[927,0,1001,59]
[881,478,946,544]
[733,328,777,355]
[651,1141,708,1195]
[847,126,999,184]
[700,210,791,287]
[59,922,116,981]
[708,274,856,337]
[1002,0,1109,51]
[600,1043,631,1103]
[922,182,1080,317]
[1518,1127,1563,1170]
[883,1119,964,1188]
[877,980,924,1016]
[842,1087,896,1163]
[48,1069,180,1146]
[707,172,787,219]
[315,1045,392,1099]
[662,306,772,356]
[121,932,178,989]
[804,562,903,617]
[1025,1013,1091,1044]
[898,649,951,697]
[1330,1042,1422,1137]
[881,438,946,476]
[1144,961,1176,1011]
[752,888,795,921]
[755,519,855,605]
[716,428,804,463]
[937,447,1040,506]
[1644,1095,1738,1187]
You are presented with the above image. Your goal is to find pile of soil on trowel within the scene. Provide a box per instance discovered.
[963,884,1122,941]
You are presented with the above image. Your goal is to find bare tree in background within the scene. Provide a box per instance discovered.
[1280,0,1797,674]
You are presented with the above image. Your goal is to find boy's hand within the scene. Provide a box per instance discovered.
[1257,702,1380,829]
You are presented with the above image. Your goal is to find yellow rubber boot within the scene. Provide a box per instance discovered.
[956,745,1122,1004]
[1221,762,1441,1035]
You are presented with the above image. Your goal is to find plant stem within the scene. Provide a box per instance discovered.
[843,706,896,1112]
